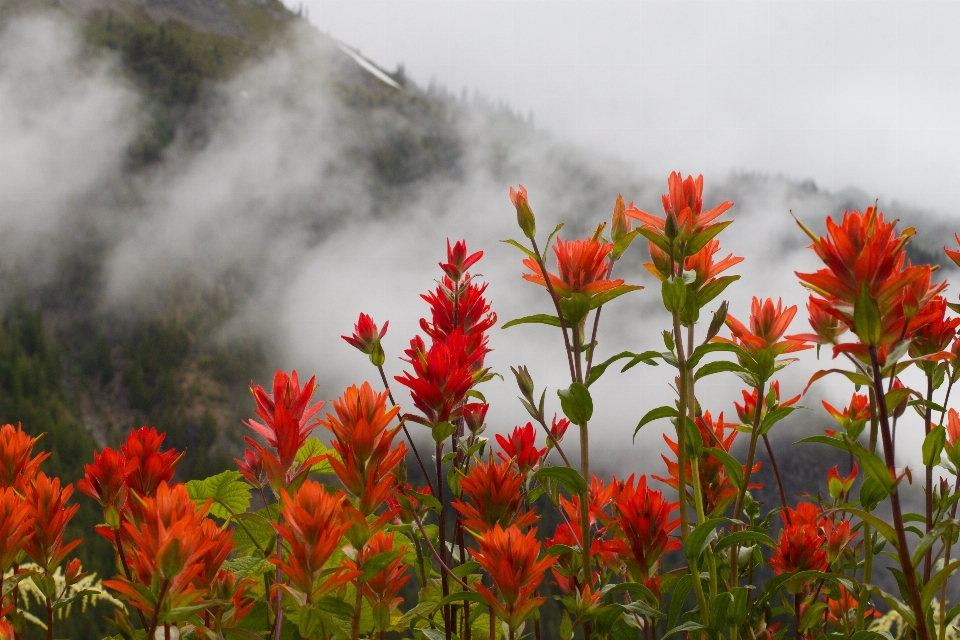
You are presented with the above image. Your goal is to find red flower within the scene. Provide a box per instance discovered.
[272,481,357,600]
[321,382,406,515]
[359,530,411,629]
[0,617,12,640]
[550,414,570,445]
[646,239,743,290]
[823,517,856,564]
[395,330,477,426]
[788,296,847,346]
[522,237,625,300]
[509,185,536,238]
[496,423,547,474]
[234,447,263,489]
[733,381,799,426]
[825,584,880,627]
[342,313,388,363]
[471,524,556,632]
[0,423,49,491]
[121,427,183,498]
[654,411,760,517]
[722,297,811,359]
[626,172,733,242]
[78,447,129,513]
[947,408,960,468]
[944,233,960,268]
[244,370,323,485]
[22,472,82,571]
[822,393,871,437]
[440,238,483,282]
[769,503,828,592]
[610,475,680,585]
[453,457,537,535]
[909,296,960,359]
[827,464,858,500]
[0,486,32,572]
[420,276,495,367]
[462,402,489,434]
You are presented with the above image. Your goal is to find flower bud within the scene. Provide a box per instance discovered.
[511,365,535,402]
[510,185,536,239]
[706,301,728,341]
[463,402,489,435]
[611,195,631,243]
[664,210,679,242]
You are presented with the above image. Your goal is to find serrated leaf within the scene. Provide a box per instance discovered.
[296,438,336,474]
[185,470,251,520]
[501,314,562,329]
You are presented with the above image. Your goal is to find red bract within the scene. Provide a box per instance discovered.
[420,276,495,365]
[550,414,570,444]
[789,296,846,345]
[655,411,760,517]
[944,233,960,268]
[769,503,828,592]
[359,530,411,628]
[947,409,960,468]
[440,238,483,282]
[825,585,880,627]
[245,370,323,481]
[121,427,183,498]
[626,172,733,241]
[822,393,870,437]
[234,447,263,489]
[496,423,546,474]
[909,295,960,358]
[105,482,212,615]
[453,457,537,534]
[321,382,405,515]
[823,517,856,564]
[722,297,811,359]
[395,330,477,425]
[462,402,489,434]
[0,486,32,572]
[272,481,357,600]
[22,472,81,571]
[471,524,555,632]
[78,447,129,512]
[522,236,624,299]
[827,464,858,500]
[610,475,680,587]
[0,423,49,491]
[342,313,388,358]
[646,239,743,291]
[733,381,799,426]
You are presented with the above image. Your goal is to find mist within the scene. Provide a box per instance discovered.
[2,10,958,494]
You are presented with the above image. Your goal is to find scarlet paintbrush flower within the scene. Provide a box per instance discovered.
[945,233,960,268]
[395,330,477,426]
[509,184,536,238]
[207,570,257,628]
[825,585,880,627]
[654,411,760,517]
[440,238,483,282]
[734,381,799,426]
[105,482,212,615]
[496,423,547,474]
[769,503,828,592]
[626,172,733,243]
[359,530,411,629]
[342,313,388,366]
[121,427,183,498]
[646,239,743,292]
[723,297,811,359]
[453,457,537,534]
[462,402,489,434]
[909,296,960,361]
[321,382,406,515]
[550,414,570,445]
[78,447,129,514]
[420,276,495,366]
[822,393,871,438]
[386,483,431,525]
[22,472,82,572]
[788,296,847,346]
[0,423,49,491]
[189,518,234,591]
[522,236,626,300]
[472,524,556,632]
[823,517,856,564]
[610,475,680,586]
[245,370,324,479]
[827,464,858,500]
[944,409,960,469]
[0,486,32,572]
[234,447,264,489]
[272,481,356,600]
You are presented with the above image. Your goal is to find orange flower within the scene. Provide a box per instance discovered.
[646,239,743,290]
[909,296,960,361]
[245,370,324,482]
[0,423,49,491]
[496,423,547,474]
[826,464,858,500]
[453,457,537,535]
[121,427,183,499]
[420,276,495,366]
[822,393,870,438]
[522,237,625,300]
[944,233,960,268]
[944,408,960,469]
[471,524,556,632]
[825,584,880,627]
[733,381,799,426]
[769,503,827,592]
[654,411,760,517]
[626,172,733,242]
[0,486,32,572]
[359,530,411,629]
[723,297,811,359]
[22,472,82,572]
[321,382,406,515]
[272,481,356,600]
[823,517,856,564]
[610,475,680,587]
[788,296,847,346]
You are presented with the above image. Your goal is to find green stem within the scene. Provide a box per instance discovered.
[352,579,363,640]
[856,391,880,630]
[924,373,935,583]
[938,475,960,640]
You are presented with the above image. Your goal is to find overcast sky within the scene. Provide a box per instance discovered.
[300,0,960,217]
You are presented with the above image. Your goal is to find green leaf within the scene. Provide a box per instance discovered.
[922,425,946,466]
[533,466,588,496]
[911,519,957,569]
[635,225,671,255]
[859,477,887,511]
[296,438,336,474]
[684,518,733,561]
[850,442,896,495]
[758,406,797,437]
[661,276,687,313]
[185,470,252,520]
[835,507,900,551]
[634,406,678,440]
[417,629,447,640]
[687,342,746,369]
[222,628,264,640]
[696,275,740,308]
[705,448,743,491]
[501,314,562,329]
[662,621,715,640]
[713,530,775,552]
[854,280,882,345]
[558,382,593,424]
[360,550,405,582]
[687,220,733,256]
[694,360,746,382]
[231,511,276,551]
[501,238,539,261]
[587,350,640,387]
[666,574,692,631]
[588,284,643,310]
[803,368,873,395]
[559,293,592,325]
[221,556,273,579]
[885,386,916,413]
[612,228,642,260]
[793,434,852,453]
